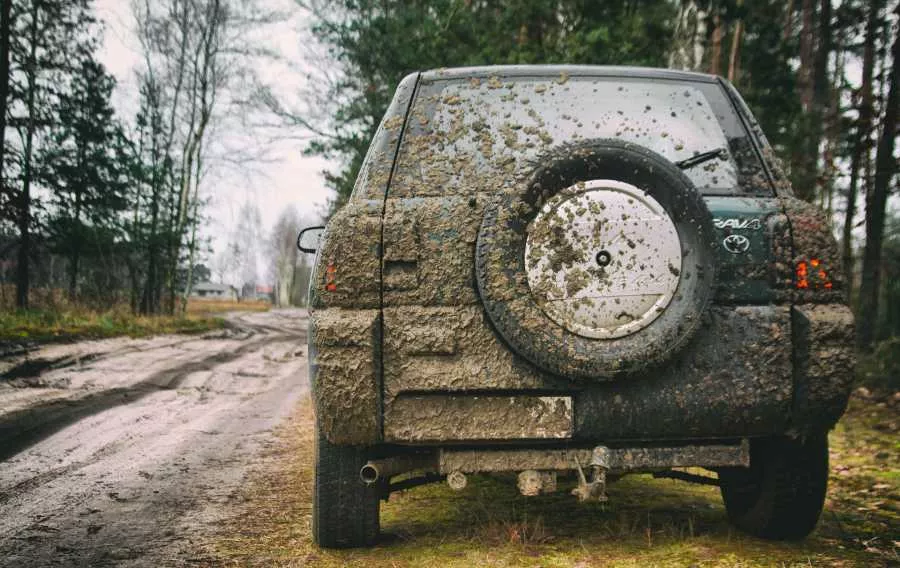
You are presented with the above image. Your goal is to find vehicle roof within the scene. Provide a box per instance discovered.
[420,65,720,84]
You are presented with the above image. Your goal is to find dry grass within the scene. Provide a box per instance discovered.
[204,394,899,567]
[0,291,272,343]
[0,305,226,343]
[0,290,229,343]
[185,298,271,315]
[0,285,75,311]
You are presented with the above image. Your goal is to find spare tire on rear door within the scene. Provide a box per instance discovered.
[475,139,717,380]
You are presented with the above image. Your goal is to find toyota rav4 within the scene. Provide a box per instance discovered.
[302,65,855,548]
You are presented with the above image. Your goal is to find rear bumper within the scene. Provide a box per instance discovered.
[385,305,797,443]
[312,303,854,446]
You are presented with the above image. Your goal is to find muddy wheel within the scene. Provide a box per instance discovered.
[719,435,829,540]
[312,424,380,548]
[475,139,716,380]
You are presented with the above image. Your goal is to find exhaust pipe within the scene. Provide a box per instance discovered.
[359,461,384,484]
[359,454,436,484]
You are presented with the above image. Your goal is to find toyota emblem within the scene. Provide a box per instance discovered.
[723,234,750,254]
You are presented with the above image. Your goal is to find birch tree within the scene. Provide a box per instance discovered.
[269,205,300,307]
[132,0,238,313]
[669,0,708,71]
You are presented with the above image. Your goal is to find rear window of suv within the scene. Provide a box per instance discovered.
[389,74,772,198]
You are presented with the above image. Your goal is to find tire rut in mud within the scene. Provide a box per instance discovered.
[0,326,305,463]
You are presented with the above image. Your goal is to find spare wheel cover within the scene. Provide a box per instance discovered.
[475,139,717,380]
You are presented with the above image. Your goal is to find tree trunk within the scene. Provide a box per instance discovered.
[800,0,831,203]
[0,0,12,192]
[141,188,160,314]
[841,0,880,302]
[709,11,722,75]
[17,0,41,309]
[727,1,743,83]
[783,0,795,42]
[69,140,86,300]
[69,190,83,300]
[798,0,815,112]
[669,0,707,71]
[180,136,204,314]
[821,31,843,217]
[791,0,817,202]
[857,10,899,349]
[141,124,162,315]
[813,0,831,108]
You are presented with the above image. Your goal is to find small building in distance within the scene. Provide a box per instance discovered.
[192,282,238,301]
[254,284,274,302]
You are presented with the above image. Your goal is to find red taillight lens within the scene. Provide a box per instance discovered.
[325,264,337,292]
[796,261,809,289]
[796,259,832,290]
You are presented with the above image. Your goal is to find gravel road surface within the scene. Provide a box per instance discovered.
[0,309,309,567]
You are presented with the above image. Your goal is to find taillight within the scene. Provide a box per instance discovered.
[325,263,337,292]
[796,259,832,290]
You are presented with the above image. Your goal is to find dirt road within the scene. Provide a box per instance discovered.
[0,309,309,567]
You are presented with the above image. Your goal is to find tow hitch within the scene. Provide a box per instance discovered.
[571,446,611,502]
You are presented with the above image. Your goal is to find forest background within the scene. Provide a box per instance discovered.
[0,0,897,377]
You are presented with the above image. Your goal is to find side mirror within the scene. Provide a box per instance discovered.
[297,225,326,253]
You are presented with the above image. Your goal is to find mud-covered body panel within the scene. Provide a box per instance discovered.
[383,305,569,400]
[382,196,482,306]
[791,304,855,434]
[310,308,381,445]
[310,200,383,310]
[381,304,793,442]
[385,395,573,442]
[574,305,793,440]
[438,442,749,474]
[781,197,845,303]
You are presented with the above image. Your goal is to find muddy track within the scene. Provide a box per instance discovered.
[0,309,310,567]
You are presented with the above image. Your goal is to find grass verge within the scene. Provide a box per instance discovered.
[0,308,225,343]
[206,393,898,567]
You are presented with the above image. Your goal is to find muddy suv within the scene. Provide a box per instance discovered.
[304,66,854,548]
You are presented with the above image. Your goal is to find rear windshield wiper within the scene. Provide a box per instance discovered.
[676,148,728,170]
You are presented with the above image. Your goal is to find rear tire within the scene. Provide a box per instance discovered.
[719,434,828,540]
[312,424,380,548]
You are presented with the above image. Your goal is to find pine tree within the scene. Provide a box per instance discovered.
[6,0,97,307]
[39,58,127,299]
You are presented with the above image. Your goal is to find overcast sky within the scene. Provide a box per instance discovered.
[94,0,333,271]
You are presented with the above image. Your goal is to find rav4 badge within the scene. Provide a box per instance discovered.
[714,218,762,230]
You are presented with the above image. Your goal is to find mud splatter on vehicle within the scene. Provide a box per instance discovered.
[302,66,856,549]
